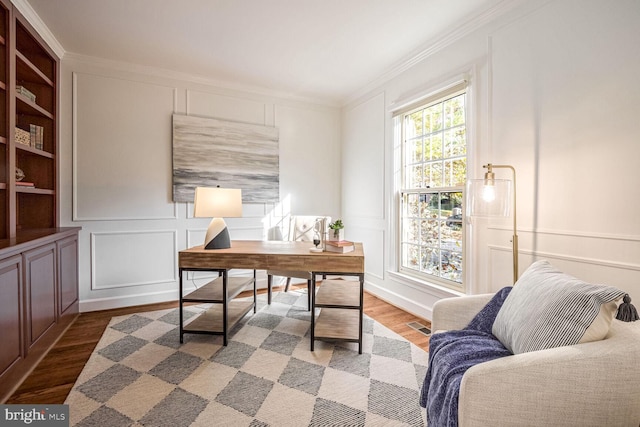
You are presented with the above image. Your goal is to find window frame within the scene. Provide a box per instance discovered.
[394,82,469,292]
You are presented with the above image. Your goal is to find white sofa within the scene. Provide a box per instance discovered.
[431,293,640,427]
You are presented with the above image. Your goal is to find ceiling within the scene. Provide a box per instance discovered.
[25,0,508,104]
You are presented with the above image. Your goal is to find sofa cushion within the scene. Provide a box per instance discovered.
[492,260,626,354]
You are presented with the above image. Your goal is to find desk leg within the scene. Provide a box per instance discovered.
[358,273,364,354]
[223,270,228,346]
[179,268,184,344]
[253,269,257,313]
[310,275,316,351]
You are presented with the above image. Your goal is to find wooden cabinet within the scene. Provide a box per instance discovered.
[57,235,78,315]
[0,228,80,403]
[24,242,56,349]
[0,1,58,239]
[0,255,23,391]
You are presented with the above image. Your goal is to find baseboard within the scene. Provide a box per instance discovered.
[364,281,433,321]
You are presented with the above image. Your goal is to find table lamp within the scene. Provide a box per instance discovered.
[194,187,242,249]
[466,163,518,283]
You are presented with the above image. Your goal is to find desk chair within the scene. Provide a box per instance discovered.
[267,215,330,310]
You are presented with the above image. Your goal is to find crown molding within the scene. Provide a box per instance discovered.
[343,0,530,105]
[64,51,341,109]
[11,0,65,59]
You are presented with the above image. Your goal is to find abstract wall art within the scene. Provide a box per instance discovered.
[172,114,279,204]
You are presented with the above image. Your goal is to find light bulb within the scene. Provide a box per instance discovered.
[482,184,496,202]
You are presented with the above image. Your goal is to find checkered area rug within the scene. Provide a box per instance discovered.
[65,290,428,426]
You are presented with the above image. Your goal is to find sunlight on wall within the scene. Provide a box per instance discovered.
[262,194,292,241]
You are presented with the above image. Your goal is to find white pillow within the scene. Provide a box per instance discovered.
[492,260,625,354]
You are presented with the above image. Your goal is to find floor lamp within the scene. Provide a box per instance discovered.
[194,187,243,249]
[466,163,519,283]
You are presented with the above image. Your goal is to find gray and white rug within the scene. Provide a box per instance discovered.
[65,290,428,426]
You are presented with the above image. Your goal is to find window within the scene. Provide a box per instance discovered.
[397,86,466,289]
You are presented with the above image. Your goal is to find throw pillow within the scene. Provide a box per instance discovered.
[492,260,626,354]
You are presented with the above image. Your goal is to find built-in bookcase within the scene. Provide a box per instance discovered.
[0,1,9,239]
[0,1,58,240]
[0,2,75,404]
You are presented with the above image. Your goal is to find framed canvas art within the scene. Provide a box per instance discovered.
[172,114,279,204]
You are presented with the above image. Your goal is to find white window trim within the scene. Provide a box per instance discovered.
[388,69,476,295]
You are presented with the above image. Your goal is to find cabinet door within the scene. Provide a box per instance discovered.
[0,255,23,380]
[57,236,78,315]
[24,243,57,348]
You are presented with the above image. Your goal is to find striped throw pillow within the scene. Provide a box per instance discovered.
[492,260,625,354]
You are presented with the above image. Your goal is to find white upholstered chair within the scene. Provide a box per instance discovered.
[430,293,640,426]
[267,215,330,309]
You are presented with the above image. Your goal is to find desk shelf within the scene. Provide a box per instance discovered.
[314,308,360,342]
[183,276,251,303]
[311,277,364,353]
[184,300,255,334]
[179,269,256,346]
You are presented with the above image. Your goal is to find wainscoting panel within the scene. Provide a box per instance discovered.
[342,92,386,220]
[73,72,178,221]
[487,226,640,297]
[91,230,177,290]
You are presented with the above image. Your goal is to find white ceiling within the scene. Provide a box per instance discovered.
[25,0,508,104]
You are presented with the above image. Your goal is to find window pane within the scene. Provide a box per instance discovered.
[424,161,443,187]
[404,219,420,242]
[405,193,420,217]
[405,111,423,138]
[406,137,423,164]
[425,105,442,133]
[425,134,442,160]
[420,193,437,218]
[406,164,423,188]
[421,219,439,246]
[402,243,420,270]
[444,128,466,158]
[421,247,439,275]
[443,158,466,187]
[444,94,465,128]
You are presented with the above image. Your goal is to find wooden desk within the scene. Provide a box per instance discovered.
[179,240,365,352]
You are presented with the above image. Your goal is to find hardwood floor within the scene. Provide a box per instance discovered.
[6,284,430,405]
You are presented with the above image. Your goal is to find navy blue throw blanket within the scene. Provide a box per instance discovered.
[420,287,513,427]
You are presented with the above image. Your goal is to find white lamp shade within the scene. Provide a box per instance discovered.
[466,178,512,217]
[193,187,242,218]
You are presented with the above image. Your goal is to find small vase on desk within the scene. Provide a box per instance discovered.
[329,229,344,241]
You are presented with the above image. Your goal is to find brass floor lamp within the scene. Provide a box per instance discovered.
[467,163,519,284]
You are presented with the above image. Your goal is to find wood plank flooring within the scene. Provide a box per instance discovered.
[6,284,430,405]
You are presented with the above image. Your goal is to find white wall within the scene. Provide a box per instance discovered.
[58,57,342,311]
[342,0,640,320]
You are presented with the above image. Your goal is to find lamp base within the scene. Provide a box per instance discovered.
[204,217,231,249]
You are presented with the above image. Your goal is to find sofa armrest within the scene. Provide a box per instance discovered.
[458,321,640,427]
[431,293,494,332]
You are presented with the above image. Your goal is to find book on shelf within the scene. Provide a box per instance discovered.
[16,85,36,102]
[29,124,44,150]
[16,181,35,187]
[324,240,355,253]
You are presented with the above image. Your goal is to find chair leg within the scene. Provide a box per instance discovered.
[307,280,312,311]
[284,277,292,292]
[267,275,273,305]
